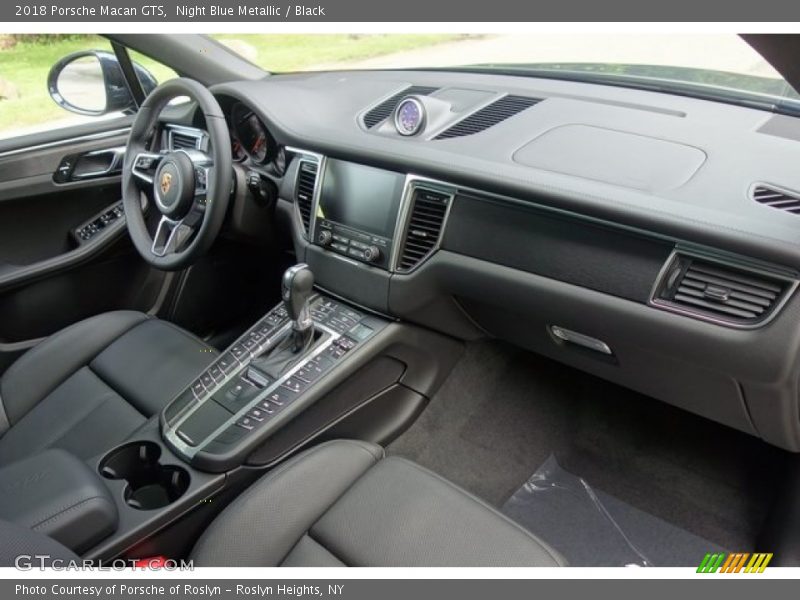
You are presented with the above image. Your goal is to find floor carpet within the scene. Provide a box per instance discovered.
[388,340,787,554]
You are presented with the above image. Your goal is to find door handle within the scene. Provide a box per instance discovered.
[71,146,126,179]
[54,146,125,182]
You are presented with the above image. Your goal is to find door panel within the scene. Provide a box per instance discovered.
[0,250,166,343]
[0,183,121,266]
[0,127,168,376]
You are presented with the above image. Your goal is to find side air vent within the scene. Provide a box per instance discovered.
[434,95,542,140]
[363,86,438,128]
[295,160,318,236]
[751,184,800,215]
[652,253,794,326]
[396,188,452,273]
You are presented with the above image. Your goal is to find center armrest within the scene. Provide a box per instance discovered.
[0,449,117,553]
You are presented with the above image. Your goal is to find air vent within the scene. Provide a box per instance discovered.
[751,184,800,215]
[397,188,451,272]
[434,95,542,140]
[295,160,318,236]
[653,253,793,326]
[169,130,203,151]
[363,86,438,128]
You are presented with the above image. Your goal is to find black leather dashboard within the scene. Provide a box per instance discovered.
[210,69,800,270]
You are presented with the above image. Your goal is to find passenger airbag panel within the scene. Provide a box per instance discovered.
[442,195,672,303]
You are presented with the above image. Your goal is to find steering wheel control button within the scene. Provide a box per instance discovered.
[135,155,156,170]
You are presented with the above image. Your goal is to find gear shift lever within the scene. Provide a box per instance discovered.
[282,264,314,352]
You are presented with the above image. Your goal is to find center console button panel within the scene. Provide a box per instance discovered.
[161,295,387,472]
[163,303,291,426]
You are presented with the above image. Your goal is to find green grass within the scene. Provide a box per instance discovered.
[0,34,456,136]
[210,34,457,72]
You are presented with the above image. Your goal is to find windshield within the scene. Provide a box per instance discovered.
[214,33,799,113]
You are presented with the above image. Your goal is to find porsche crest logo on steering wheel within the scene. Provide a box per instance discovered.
[160,172,173,196]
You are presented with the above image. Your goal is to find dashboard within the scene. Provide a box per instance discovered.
[168,68,800,453]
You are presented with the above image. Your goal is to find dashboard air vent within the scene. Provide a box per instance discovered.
[295,160,318,236]
[397,188,451,272]
[434,95,542,140]
[363,86,438,128]
[169,130,203,151]
[653,253,792,326]
[751,184,800,215]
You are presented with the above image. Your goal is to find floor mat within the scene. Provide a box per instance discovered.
[388,340,788,552]
[502,455,726,566]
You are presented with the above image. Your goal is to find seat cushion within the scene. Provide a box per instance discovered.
[0,311,216,466]
[191,440,566,567]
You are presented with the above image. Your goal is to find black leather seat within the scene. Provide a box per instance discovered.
[0,311,216,466]
[0,440,565,566]
[191,440,566,567]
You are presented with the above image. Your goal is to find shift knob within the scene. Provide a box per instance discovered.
[282,264,314,330]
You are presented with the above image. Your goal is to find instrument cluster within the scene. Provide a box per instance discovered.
[228,101,286,176]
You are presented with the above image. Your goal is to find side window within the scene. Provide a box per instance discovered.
[0,35,176,142]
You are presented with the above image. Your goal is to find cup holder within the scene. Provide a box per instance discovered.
[100,441,190,510]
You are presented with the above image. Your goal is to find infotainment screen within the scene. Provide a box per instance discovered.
[317,159,406,238]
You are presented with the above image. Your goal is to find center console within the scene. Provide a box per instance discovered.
[161,266,390,472]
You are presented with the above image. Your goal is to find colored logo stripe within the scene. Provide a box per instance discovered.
[697,552,773,573]
[745,553,773,573]
[697,553,726,573]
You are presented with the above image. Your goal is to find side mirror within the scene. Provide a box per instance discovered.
[47,50,158,117]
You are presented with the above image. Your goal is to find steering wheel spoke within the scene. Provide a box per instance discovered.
[151,215,195,257]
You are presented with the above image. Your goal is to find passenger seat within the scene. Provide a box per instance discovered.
[191,440,566,567]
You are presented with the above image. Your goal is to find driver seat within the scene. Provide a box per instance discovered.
[0,311,216,467]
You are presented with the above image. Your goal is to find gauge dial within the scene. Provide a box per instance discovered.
[394,96,425,136]
[231,137,246,162]
[231,103,273,163]
[272,147,287,176]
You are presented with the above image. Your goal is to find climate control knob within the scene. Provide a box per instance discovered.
[363,245,381,263]
[317,230,333,247]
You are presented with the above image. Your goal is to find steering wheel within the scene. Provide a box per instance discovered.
[122,78,232,271]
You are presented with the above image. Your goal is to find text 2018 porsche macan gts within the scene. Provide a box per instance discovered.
[1,34,800,567]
